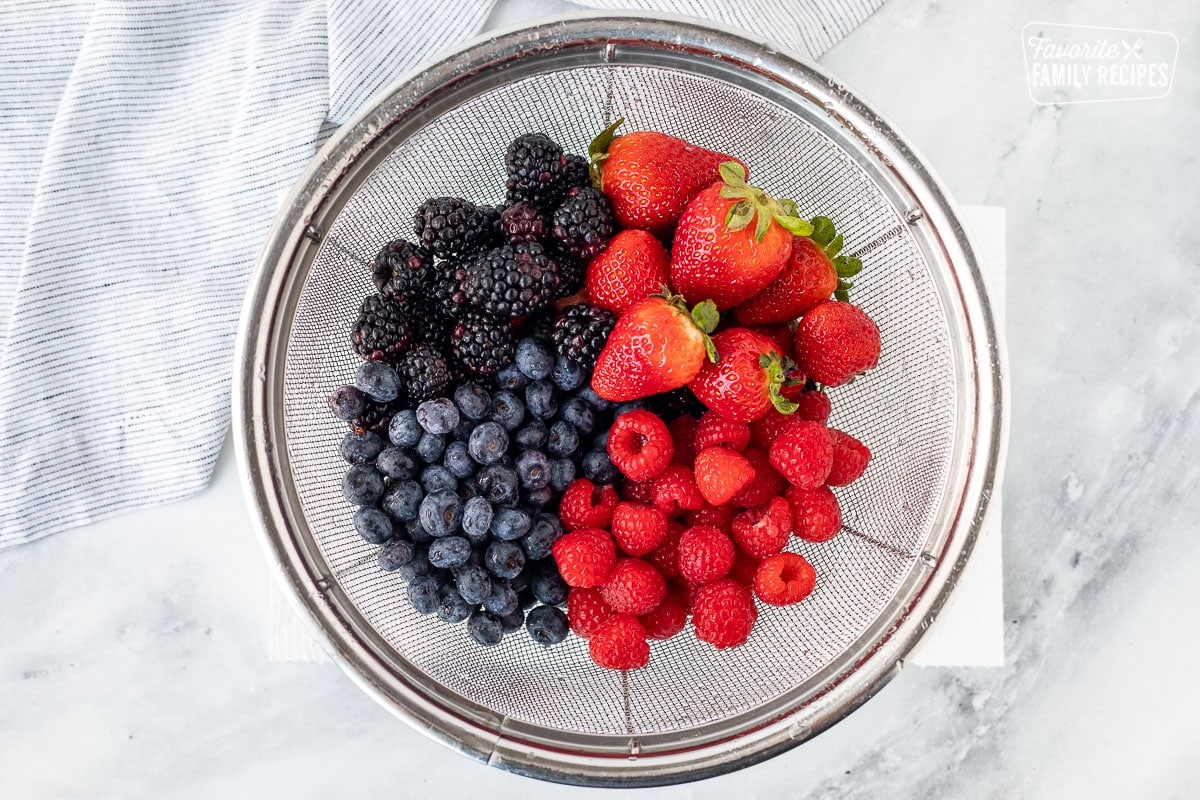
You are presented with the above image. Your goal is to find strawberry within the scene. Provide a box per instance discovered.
[750,323,795,359]
[584,229,671,315]
[669,163,811,310]
[689,327,800,423]
[590,293,718,401]
[589,119,744,234]
[794,301,881,387]
[733,216,862,324]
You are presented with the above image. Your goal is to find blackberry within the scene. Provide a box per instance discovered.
[551,303,615,371]
[349,397,400,437]
[551,186,616,263]
[351,294,412,362]
[505,133,567,210]
[650,385,706,420]
[499,201,547,244]
[413,197,497,257]
[398,299,452,350]
[450,308,515,378]
[552,248,586,298]
[372,239,433,300]
[396,344,452,403]
[520,306,557,345]
[562,153,590,192]
[429,257,471,320]
[462,242,560,318]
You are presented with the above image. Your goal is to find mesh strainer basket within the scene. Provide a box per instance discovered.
[232,13,1006,787]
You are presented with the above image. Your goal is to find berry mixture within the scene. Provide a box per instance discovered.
[325,123,881,667]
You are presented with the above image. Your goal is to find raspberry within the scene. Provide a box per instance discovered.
[793,387,832,424]
[753,552,816,606]
[601,558,667,615]
[639,590,688,639]
[668,414,699,465]
[786,485,842,542]
[621,477,656,504]
[568,587,614,638]
[644,524,683,580]
[768,420,834,489]
[693,447,755,506]
[749,407,794,449]
[611,502,669,556]
[685,504,734,533]
[607,409,674,480]
[692,579,757,649]
[827,429,871,486]
[552,527,617,587]
[730,448,784,508]
[559,478,619,530]
[652,464,704,516]
[728,547,760,585]
[589,615,650,670]
[673,578,695,612]
[693,410,752,452]
[677,525,736,584]
[731,496,792,558]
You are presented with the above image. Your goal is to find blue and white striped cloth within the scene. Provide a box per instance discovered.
[0,0,885,550]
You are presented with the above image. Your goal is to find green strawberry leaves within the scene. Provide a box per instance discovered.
[717,161,812,241]
[588,117,625,190]
[807,215,864,302]
[758,352,799,414]
[690,299,721,362]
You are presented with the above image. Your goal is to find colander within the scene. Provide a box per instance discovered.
[232,13,1006,787]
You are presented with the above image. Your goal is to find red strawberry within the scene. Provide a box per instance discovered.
[794,301,881,387]
[750,323,795,359]
[827,429,871,486]
[585,229,671,315]
[591,120,745,234]
[689,327,799,423]
[692,446,755,506]
[669,163,811,309]
[590,294,718,402]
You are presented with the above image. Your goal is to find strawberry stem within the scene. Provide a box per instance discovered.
[759,352,799,414]
[588,117,625,190]
[716,161,812,241]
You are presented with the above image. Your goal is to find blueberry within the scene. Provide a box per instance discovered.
[490,507,531,541]
[381,479,423,521]
[388,409,423,448]
[407,575,440,614]
[614,399,649,418]
[482,579,520,616]
[525,605,569,645]
[328,385,366,420]
[453,564,493,604]
[530,561,568,606]
[495,364,529,391]
[518,586,537,609]
[476,464,520,506]
[548,458,576,492]
[514,449,551,490]
[420,465,458,494]
[342,464,384,505]
[514,419,548,451]
[551,356,586,391]
[443,441,476,479]
[416,431,447,463]
[524,380,558,420]
[546,420,579,458]
[576,385,613,411]
[355,361,402,403]
[490,391,525,431]
[428,535,472,568]
[524,486,552,508]
[451,415,476,442]
[436,584,474,623]
[353,506,394,544]
[339,430,383,464]
[559,396,595,434]
[466,609,504,646]
[581,449,618,484]
[405,518,434,543]
[377,537,415,571]
[461,497,494,544]
[416,397,459,434]
[515,338,553,380]
[499,609,526,633]
[419,490,463,536]
[510,564,531,594]
[454,383,493,420]
[590,428,609,451]
[397,546,431,580]
[468,421,509,465]
[522,512,562,560]
[375,446,417,479]
[484,540,526,579]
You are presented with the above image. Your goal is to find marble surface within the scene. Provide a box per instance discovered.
[4,0,1200,796]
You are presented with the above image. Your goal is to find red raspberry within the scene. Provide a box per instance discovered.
[645,523,683,580]
[611,502,669,556]
[827,429,871,486]
[552,527,617,588]
[568,587,614,638]
[794,301,881,387]
[673,578,695,612]
[786,485,842,542]
[676,524,736,584]
[731,496,792,558]
[639,589,688,639]
[686,503,734,532]
[728,547,760,586]
[693,447,755,506]
[749,407,794,449]
[559,479,619,530]
[694,410,751,451]
[607,409,674,480]
[768,420,834,489]
[730,447,784,507]
[621,477,656,504]
[601,558,667,615]
[793,387,832,424]
[652,464,704,516]
[753,552,816,606]
[692,579,757,649]
[668,414,699,465]
[589,614,650,670]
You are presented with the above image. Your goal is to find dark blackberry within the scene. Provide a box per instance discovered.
[429,257,472,320]
[520,306,557,345]
[552,247,585,298]
[398,299,452,350]
[505,133,567,210]
[413,197,497,257]
[349,397,401,438]
[451,308,515,378]
[650,385,706,420]
[551,303,615,371]
[551,186,616,263]
[351,294,412,362]
[562,153,590,192]
[396,344,452,403]
[499,201,546,244]
[372,239,433,300]
[462,242,560,318]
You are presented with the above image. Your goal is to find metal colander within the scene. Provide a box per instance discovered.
[232,13,1006,787]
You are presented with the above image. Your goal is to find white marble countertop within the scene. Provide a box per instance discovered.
[4,0,1199,796]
